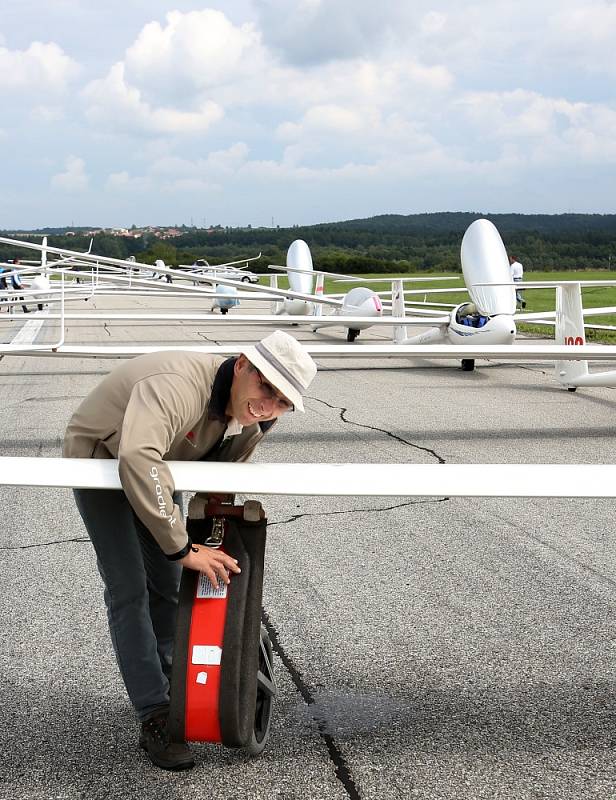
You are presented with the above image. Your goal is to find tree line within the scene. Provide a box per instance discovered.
[2,212,616,273]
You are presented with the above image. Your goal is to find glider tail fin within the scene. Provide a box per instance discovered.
[269,274,283,314]
[554,283,589,387]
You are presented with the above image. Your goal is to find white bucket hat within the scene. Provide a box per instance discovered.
[242,330,317,412]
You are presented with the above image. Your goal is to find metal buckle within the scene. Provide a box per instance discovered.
[204,516,225,548]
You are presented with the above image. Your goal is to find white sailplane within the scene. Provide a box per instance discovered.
[267,238,458,340]
[178,253,262,313]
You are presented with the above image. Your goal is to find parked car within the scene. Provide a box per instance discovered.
[192,259,260,283]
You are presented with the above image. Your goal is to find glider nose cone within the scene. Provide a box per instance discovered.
[492,314,517,344]
[340,287,382,329]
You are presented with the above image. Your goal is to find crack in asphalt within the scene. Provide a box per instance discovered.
[306,395,447,464]
[517,363,548,376]
[3,500,449,553]
[268,497,448,527]
[4,395,84,407]
[0,537,90,551]
[196,331,221,345]
[0,369,106,377]
[261,608,361,800]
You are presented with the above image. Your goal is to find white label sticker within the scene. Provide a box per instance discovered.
[192,645,222,666]
[196,572,227,599]
[196,671,208,685]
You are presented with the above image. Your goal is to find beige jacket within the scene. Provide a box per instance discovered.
[64,351,271,556]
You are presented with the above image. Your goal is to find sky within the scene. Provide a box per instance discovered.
[1,0,616,229]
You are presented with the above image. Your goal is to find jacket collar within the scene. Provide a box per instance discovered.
[207,357,276,433]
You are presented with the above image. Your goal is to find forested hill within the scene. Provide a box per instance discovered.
[327,212,616,235]
[3,212,616,273]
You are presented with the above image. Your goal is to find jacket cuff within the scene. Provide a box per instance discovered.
[166,537,193,561]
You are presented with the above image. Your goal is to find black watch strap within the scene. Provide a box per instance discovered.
[167,537,193,561]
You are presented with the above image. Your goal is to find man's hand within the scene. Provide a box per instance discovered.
[179,543,241,588]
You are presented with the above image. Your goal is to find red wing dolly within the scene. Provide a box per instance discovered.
[168,498,275,755]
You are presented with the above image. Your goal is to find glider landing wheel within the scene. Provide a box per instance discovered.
[221,307,229,315]
[246,625,276,756]
[347,328,360,342]
[568,387,577,392]
[461,359,475,372]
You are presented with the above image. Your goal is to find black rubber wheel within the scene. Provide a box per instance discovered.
[245,626,276,756]
[567,387,577,392]
[347,328,359,342]
[461,359,475,372]
[221,307,229,315]
[242,275,250,283]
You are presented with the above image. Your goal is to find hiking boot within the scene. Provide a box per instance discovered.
[139,711,195,771]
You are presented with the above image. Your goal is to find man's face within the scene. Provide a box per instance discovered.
[227,355,293,425]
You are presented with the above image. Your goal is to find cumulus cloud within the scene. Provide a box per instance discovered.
[81,6,453,142]
[105,171,152,193]
[278,104,364,139]
[454,88,616,165]
[269,53,453,171]
[0,41,79,92]
[124,10,260,101]
[254,0,417,64]
[248,0,613,91]
[51,156,89,191]
[550,1,616,42]
[83,62,223,135]
[143,142,248,180]
[81,9,267,136]
[547,2,616,74]
[103,142,250,197]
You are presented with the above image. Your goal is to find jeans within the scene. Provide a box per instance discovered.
[73,488,182,720]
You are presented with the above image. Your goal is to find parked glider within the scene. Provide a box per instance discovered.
[266,226,515,364]
[267,238,459,341]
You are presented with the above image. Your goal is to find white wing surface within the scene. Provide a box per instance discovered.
[1,458,616,498]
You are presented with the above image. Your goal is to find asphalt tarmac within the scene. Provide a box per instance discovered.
[1,291,616,800]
